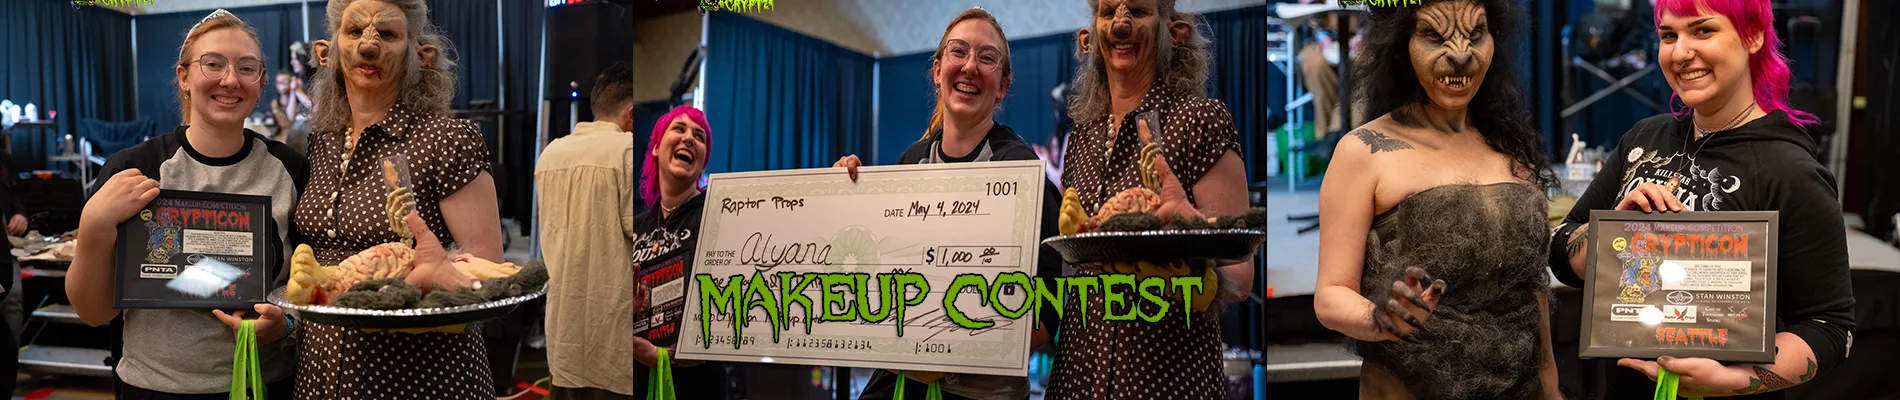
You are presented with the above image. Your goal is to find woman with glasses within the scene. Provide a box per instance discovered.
[833,8,1064,400]
[67,9,308,399]
[291,0,505,398]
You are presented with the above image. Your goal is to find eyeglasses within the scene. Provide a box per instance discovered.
[185,54,266,84]
[942,40,1002,73]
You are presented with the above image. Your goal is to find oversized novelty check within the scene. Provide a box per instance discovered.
[673,160,1045,376]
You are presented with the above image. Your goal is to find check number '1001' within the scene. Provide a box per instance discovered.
[986,181,1018,196]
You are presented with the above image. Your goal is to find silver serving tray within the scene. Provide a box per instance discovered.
[268,285,546,329]
[1041,229,1266,265]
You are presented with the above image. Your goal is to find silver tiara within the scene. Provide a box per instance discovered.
[194,9,235,29]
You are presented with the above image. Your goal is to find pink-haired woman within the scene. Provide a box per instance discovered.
[1547,0,1853,398]
[627,105,733,399]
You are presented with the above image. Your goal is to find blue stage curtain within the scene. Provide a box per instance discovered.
[1,0,137,171]
[875,52,935,165]
[992,34,1077,156]
[133,3,327,132]
[702,12,875,173]
[425,0,499,109]
[1205,5,1269,180]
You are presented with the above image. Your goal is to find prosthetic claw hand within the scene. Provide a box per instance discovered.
[1370,267,1447,342]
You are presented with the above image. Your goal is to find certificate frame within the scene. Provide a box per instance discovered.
[114,190,275,309]
[672,160,1046,377]
[1579,210,1778,363]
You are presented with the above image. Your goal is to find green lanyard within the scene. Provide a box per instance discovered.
[893,371,943,400]
[229,320,265,400]
[1654,368,1702,400]
[647,348,676,400]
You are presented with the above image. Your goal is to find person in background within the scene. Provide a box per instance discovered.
[534,61,638,399]
[1548,0,1854,398]
[271,71,314,154]
[628,105,733,398]
[295,0,506,397]
[1045,0,1253,398]
[66,9,307,399]
[0,142,28,398]
[833,7,1062,400]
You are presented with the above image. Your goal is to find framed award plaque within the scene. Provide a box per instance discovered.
[1579,210,1778,363]
[114,190,274,309]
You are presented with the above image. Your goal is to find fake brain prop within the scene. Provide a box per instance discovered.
[286,243,523,306]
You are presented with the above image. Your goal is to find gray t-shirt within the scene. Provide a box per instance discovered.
[91,126,308,394]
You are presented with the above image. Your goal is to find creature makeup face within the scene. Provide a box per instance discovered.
[656,115,709,182]
[1407,1,1492,112]
[335,0,410,95]
[1657,9,1759,109]
[933,20,1010,124]
[1092,0,1163,79]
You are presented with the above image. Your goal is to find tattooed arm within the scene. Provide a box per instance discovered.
[1545,136,1635,287]
[1622,332,1822,397]
[1315,128,1441,342]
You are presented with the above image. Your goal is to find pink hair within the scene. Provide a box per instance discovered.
[1655,0,1818,125]
[640,105,713,209]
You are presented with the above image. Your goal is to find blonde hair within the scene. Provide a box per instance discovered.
[175,10,264,125]
[924,8,1012,138]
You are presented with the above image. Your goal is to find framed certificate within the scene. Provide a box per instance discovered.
[114,190,274,309]
[1579,210,1778,363]
[674,160,1045,377]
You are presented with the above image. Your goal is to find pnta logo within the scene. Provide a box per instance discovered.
[1610,304,1653,322]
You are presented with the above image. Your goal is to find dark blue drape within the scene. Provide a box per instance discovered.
[875,52,935,166]
[134,3,327,132]
[425,0,499,109]
[2,0,137,171]
[1206,5,1269,180]
[703,12,875,173]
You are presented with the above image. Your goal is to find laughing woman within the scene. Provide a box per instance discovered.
[1547,0,1854,398]
[292,0,506,398]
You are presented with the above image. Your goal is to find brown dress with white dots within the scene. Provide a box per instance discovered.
[291,104,496,399]
[1047,84,1240,400]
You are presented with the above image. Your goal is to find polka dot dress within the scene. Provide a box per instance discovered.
[1046,85,1239,400]
[292,104,495,400]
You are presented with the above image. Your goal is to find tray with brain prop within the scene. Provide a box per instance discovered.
[268,156,548,329]
[1040,127,1266,267]
[269,244,549,329]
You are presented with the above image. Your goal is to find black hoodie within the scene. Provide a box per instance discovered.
[1548,111,1856,399]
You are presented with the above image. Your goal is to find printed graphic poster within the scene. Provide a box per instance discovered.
[1582,211,1777,363]
[116,191,272,309]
